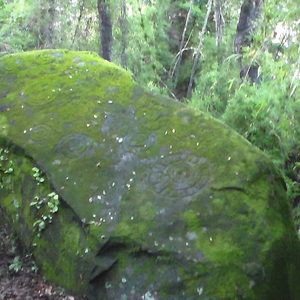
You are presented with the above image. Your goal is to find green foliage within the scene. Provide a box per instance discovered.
[0,148,14,189]
[9,255,22,273]
[32,167,45,183]
[31,192,60,237]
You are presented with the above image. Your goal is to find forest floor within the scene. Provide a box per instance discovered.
[0,223,78,300]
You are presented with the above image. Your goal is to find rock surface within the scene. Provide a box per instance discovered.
[0,50,300,299]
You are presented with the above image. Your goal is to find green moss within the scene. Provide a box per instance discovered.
[1,50,300,299]
[0,115,8,137]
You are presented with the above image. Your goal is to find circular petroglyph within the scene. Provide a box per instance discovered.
[55,133,95,159]
[28,124,54,145]
[26,82,56,105]
[146,152,208,200]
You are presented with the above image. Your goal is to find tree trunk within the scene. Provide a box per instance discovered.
[173,0,194,89]
[187,0,213,99]
[97,0,113,62]
[234,0,264,79]
[120,0,127,69]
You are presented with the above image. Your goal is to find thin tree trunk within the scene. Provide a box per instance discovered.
[120,0,127,69]
[83,17,92,41]
[173,0,194,89]
[214,0,224,47]
[43,0,55,48]
[187,0,213,99]
[97,0,113,62]
[72,0,86,48]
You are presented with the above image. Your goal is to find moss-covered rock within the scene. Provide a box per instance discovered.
[0,50,300,299]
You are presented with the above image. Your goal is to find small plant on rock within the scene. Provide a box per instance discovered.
[31,192,60,237]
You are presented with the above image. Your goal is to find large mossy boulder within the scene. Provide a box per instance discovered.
[0,50,300,299]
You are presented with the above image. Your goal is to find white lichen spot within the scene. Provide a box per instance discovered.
[29,127,33,131]
[129,178,133,182]
[89,197,93,203]
[141,291,156,300]
[58,88,61,91]
[69,75,72,79]
[112,182,115,187]
[169,236,174,241]
[236,172,239,175]
[96,162,101,167]
[154,241,159,246]
[94,114,98,119]
[108,100,113,104]
[130,216,134,220]
[21,105,24,108]
[132,171,136,175]
[126,183,131,190]
[74,181,76,185]
[186,242,189,246]
[85,248,89,253]
[209,237,213,242]
[144,144,147,148]
[97,100,101,104]
[23,130,27,134]
[103,190,106,195]
[70,88,73,91]
[118,137,123,143]
[86,69,89,72]
[97,195,102,200]
[160,155,164,159]
[172,128,176,133]
[66,177,69,180]
[196,142,199,146]
[87,123,90,127]
[165,131,168,135]
[101,235,106,239]
[93,214,96,218]
[186,232,198,240]
[197,287,203,296]
[52,89,55,92]
[228,156,231,161]
[122,278,127,283]
[249,280,255,289]
[110,216,113,220]
[169,145,173,149]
